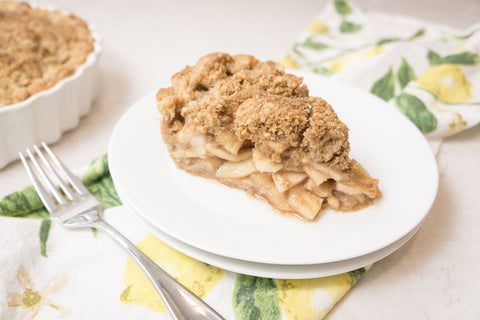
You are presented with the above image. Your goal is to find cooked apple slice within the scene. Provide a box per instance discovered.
[251,173,290,212]
[252,149,282,173]
[336,178,378,198]
[303,165,328,185]
[205,143,252,161]
[327,195,341,210]
[350,160,370,179]
[216,159,256,178]
[309,162,344,181]
[287,186,324,220]
[175,125,207,157]
[272,172,308,193]
[215,129,244,155]
[305,179,333,198]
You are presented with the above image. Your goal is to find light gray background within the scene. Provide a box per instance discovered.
[1,1,479,319]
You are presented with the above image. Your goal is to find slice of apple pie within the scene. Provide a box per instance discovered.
[156,53,380,221]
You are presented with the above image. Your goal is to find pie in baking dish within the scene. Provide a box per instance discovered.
[156,53,380,221]
[0,1,94,107]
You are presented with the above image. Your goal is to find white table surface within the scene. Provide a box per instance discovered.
[1,0,479,319]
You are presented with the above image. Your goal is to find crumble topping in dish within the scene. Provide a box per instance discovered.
[0,1,94,107]
[157,53,380,221]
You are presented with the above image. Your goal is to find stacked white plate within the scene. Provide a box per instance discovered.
[108,72,438,279]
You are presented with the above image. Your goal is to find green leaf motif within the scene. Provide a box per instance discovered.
[454,28,479,39]
[340,20,362,33]
[292,44,305,59]
[397,58,416,89]
[370,67,395,101]
[376,38,400,46]
[395,93,438,134]
[233,275,281,320]
[83,153,110,186]
[440,51,479,65]
[310,66,334,76]
[409,28,426,40]
[303,37,329,51]
[0,185,49,219]
[334,0,352,15]
[348,267,366,285]
[376,29,424,46]
[427,50,442,65]
[39,219,52,257]
[87,176,122,210]
[447,28,480,40]
[427,50,479,66]
[83,153,122,209]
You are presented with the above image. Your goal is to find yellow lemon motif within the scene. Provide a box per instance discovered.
[452,42,467,52]
[279,274,352,320]
[330,56,351,72]
[281,54,299,70]
[448,113,468,134]
[360,45,385,59]
[307,20,329,34]
[120,234,225,313]
[416,64,473,103]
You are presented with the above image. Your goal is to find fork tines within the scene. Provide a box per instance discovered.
[19,143,89,213]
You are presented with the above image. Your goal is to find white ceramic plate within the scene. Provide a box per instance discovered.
[114,201,421,279]
[108,71,438,265]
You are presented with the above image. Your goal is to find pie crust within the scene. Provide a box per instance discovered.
[157,53,380,221]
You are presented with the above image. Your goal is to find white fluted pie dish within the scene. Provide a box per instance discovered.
[0,3,102,169]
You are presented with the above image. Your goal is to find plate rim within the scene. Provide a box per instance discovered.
[114,202,421,279]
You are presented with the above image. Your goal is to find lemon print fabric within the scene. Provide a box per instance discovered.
[330,56,351,72]
[283,0,480,141]
[395,93,438,134]
[230,269,365,320]
[281,54,299,70]
[360,45,385,59]
[279,274,352,320]
[120,234,224,313]
[233,275,282,320]
[7,265,71,319]
[120,234,366,320]
[416,64,473,103]
[415,50,477,104]
[307,20,329,34]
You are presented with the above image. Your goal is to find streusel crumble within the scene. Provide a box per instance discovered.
[0,2,94,107]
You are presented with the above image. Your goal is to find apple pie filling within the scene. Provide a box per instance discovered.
[157,53,380,221]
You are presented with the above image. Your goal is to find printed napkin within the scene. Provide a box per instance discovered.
[1,1,479,319]
[282,0,480,152]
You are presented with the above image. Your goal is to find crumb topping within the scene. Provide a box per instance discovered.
[234,95,310,147]
[157,52,350,169]
[303,97,350,167]
[0,2,94,107]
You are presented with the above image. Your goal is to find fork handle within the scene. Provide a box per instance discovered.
[91,219,225,320]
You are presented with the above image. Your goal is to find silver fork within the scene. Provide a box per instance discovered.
[19,142,225,320]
